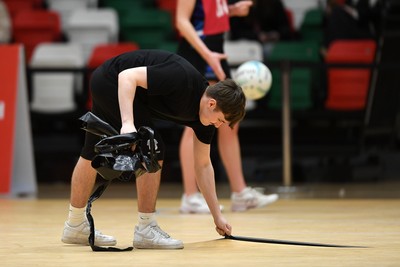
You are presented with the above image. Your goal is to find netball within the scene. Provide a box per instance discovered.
[234,60,272,100]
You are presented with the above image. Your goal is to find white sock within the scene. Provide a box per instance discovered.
[138,212,156,230]
[67,204,87,227]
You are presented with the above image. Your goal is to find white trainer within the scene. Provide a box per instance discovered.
[180,192,210,214]
[231,187,279,212]
[180,192,224,214]
[133,222,184,249]
[61,221,117,246]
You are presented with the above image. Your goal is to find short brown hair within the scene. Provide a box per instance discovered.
[205,79,246,128]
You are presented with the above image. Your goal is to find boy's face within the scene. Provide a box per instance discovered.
[199,98,227,128]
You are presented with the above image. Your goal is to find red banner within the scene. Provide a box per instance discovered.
[0,45,19,193]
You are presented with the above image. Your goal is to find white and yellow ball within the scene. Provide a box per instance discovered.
[234,60,272,100]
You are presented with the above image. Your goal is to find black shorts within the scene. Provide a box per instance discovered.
[80,66,165,161]
[177,33,231,81]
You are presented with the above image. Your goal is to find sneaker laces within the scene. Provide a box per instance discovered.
[150,225,170,239]
[80,221,103,236]
[94,229,104,235]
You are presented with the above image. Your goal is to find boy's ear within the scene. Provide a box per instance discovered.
[208,98,217,109]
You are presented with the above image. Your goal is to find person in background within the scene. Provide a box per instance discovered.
[176,0,279,214]
[230,0,299,61]
[322,0,381,57]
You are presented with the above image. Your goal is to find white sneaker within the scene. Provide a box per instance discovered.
[231,187,279,212]
[180,192,210,214]
[62,221,117,246]
[133,222,184,249]
[180,192,224,214]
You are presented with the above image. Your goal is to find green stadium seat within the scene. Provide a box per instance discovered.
[300,8,324,43]
[268,41,320,62]
[102,0,149,16]
[268,68,313,110]
[157,41,178,53]
[266,41,321,110]
[119,9,173,49]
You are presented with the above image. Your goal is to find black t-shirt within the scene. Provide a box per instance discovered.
[100,49,215,144]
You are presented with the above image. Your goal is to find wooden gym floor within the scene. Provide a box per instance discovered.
[1,182,400,267]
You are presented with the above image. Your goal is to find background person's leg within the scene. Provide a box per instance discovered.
[179,127,211,213]
[217,123,246,193]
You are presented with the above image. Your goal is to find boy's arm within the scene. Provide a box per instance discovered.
[193,134,232,236]
[118,66,148,134]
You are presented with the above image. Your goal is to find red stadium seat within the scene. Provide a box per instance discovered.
[285,8,295,34]
[87,42,139,69]
[326,40,376,63]
[156,0,178,34]
[156,0,177,18]
[12,9,61,61]
[325,39,377,110]
[3,0,43,19]
[3,0,34,20]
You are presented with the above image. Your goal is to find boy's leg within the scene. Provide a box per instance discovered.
[133,169,184,249]
[62,157,117,246]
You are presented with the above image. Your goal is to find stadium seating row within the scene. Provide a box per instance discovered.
[2,0,378,117]
[27,38,377,118]
[29,42,139,115]
[3,0,177,61]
